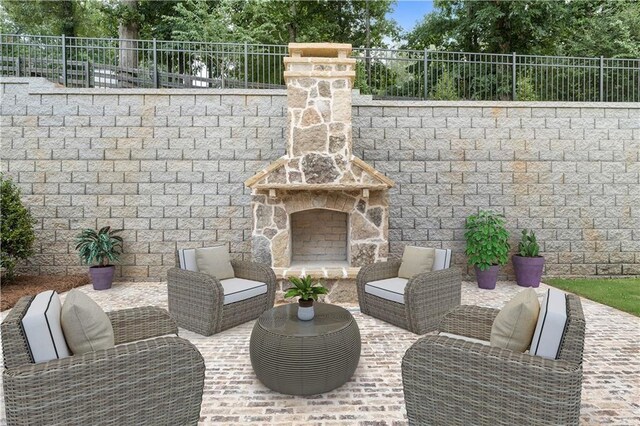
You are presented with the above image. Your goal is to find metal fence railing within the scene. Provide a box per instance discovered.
[2,34,639,102]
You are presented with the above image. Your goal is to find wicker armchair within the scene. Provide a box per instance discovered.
[402,294,586,426]
[167,258,277,336]
[356,258,461,334]
[2,296,205,426]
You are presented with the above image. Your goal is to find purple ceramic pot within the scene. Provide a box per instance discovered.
[89,265,115,290]
[512,255,545,288]
[474,265,499,290]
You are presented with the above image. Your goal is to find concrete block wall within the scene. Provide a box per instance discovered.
[352,98,640,276]
[1,78,638,279]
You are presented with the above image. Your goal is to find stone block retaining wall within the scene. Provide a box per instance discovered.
[1,78,639,279]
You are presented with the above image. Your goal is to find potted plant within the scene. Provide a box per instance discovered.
[75,226,123,290]
[464,210,510,290]
[284,275,328,320]
[512,229,544,287]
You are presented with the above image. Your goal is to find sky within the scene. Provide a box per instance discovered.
[388,0,435,33]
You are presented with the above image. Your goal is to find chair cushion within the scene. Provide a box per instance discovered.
[432,249,452,271]
[21,290,72,363]
[439,332,490,346]
[490,288,540,352]
[364,277,409,304]
[220,278,268,305]
[530,288,568,359]
[398,246,436,278]
[177,248,198,271]
[195,245,235,280]
[61,290,115,355]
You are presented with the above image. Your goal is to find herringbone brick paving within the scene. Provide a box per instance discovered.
[1,280,638,425]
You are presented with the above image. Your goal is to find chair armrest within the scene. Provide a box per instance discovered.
[166,267,224,335]
[3,337,205,426]
[106,306,178,345]
[438,304,499,341]
[356,260,402,315]
[231,259,276,286]
[402,335,582,425]
[404,267,462,334]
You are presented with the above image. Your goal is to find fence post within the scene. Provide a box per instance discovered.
[244,42,249,89]
[61,34,67,87]
[423,48,428,100]
[15,57,21,77]
[512,52,517,101]
[599,56,604,102]
[152,38,158,88]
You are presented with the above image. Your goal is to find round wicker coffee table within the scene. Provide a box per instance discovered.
[250,302,361,395]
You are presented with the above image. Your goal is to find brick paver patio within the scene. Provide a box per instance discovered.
[1,281,638,425]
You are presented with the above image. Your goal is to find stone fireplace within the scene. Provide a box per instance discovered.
[245,43,394,268]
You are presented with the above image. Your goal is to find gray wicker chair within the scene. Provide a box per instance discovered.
[167,256,277,336]
[356,254,461,334]
[2,296,205,426]
[402,294,586,426]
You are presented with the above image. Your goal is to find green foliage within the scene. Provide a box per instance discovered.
[431,70,459,100]
[516,74,537,101]
[464,210,511,271]
[75,226,123,267]
[284,275,328,302]
[518,229,540,257]
[0,174,36,280]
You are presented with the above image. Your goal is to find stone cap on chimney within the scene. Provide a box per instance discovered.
[288,43,352,58]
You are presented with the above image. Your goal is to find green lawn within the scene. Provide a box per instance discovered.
[545,278,640,317]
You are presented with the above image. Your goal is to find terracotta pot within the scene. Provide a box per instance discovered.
[297,299,314,320]
[512,255,545,288]
[474,265,499,290]
[89,265,115,290]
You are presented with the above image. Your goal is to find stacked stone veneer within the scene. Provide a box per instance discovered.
[1,77,638,279]
[246,44,393,268]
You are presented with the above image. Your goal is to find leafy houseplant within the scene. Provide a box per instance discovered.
[0,174,36,281]
[75,226,123,290]
[513,229,545,288]
[284,275,328,321]
[464,210,511,290]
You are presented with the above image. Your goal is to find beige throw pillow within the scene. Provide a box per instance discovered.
[61,290,115,355]
[195,245,235,280]
[398,246,436,279]
[490,288,540,352]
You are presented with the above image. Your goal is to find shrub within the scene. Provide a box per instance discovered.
[516,74,538,101]
[431,70,460,100]
[1,174,36,280]
[464,210,511,270]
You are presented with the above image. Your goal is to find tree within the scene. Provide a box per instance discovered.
[0,0,115,37]
[406,0,567,54]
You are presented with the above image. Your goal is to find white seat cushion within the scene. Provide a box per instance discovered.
[220,278,268,305]
[364,277,409,304]
[439,332,490,346]
[433,249,452,270]
[530,288,568,359]
[21,290,71,363]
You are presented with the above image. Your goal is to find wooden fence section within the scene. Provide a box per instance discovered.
[0,56,285,89]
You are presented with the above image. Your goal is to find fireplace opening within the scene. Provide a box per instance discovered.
[290,209,348,266]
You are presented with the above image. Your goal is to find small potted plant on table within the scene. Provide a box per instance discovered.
[284,275,328,320]
[464,210,511,290]
[512,229,545,287]
[75,226,123,290]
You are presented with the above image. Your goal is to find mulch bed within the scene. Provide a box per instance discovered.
[1,274,90,311]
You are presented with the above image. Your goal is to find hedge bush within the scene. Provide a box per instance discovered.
[1,174,36,280]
